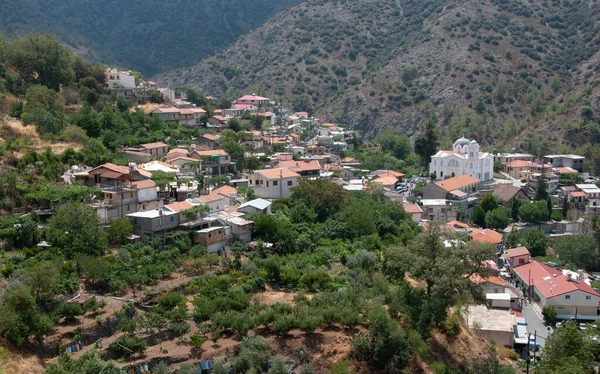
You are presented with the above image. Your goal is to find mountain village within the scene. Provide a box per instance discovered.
[29,68,597,366]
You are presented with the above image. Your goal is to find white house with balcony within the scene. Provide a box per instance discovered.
[105,68,136,89]
[429,137,494,182]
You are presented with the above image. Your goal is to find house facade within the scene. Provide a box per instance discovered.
[127,208,180,240]
[429,137,494,181]
[544,154,585,173]
[249,168,301,199]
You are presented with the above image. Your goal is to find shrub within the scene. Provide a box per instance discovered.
[442,311,461,336]
[58,302,84,323]
[168,321,190,336]
[188,333,207,350]
[542,305,557,326]
[108,335,146,358]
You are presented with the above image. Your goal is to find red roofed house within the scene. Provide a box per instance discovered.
[403,203,424,223]
[207,116,228,132]
[505,246,531,268]
[212,185,239,206]
[234,94,272,111]
[277,160,322,178]
[198,133,220,150]
[249,168,301,199]
[505,160,543,179]
[152,107,207,127]
[191,149,236,176]
[422,174,480,201]
[122,142,168,158]
[510,256,600,320]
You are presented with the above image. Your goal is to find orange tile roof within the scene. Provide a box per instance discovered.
[342,157,359,163]
[130,179,156,190]
[403,204,423,214]
[471,229,503,244]
[256,168,300,179]
[507,160,541,168]
[506,246,530,258]
[202,134,219,141]
[195,193,225,203]
[212,185,237,197]
[140,142,168,149]
[372,175,398,186]
[556,167,578,174]
[90,162,129,174]
[169,156,200,163]
[570,191,587,198]
[434,174,480,192]
[278,160,322,172]
[165,200,194,213]
[193,149,229,157]
[211,115,226,122]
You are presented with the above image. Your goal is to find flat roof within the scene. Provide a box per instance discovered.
[486,293,511,301]
[127,209,177,218]
[576,184,600,193]
[466,305,516,333]
[421,199,449,206]
[197,226,227,233]
[545,154,585,159]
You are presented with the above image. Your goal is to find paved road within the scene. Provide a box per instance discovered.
[522,301,550,347]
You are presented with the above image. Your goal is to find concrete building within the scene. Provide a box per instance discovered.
[238,198,272,215]
[191,149,236,176]
[505,246,531,268]
[495,153,534,166]
[575,184,600,215]
[403,203,424,223]
[194,226,233,253]
[465,305,516,347]
[127,208,180,240]
[105,68,135,89]
[421,199,458,223]
[544,154,585,173]
[249,168,301,199]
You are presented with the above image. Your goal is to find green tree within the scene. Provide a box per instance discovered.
[352,305,409,371]
[414,119,440,169]
[485,208,508,230]
[536,321,594,373]
[6,33,75,90]
[107,218,134,245]
[509,198,521,220]
[0,285,53,346]
[504,228,521,249]
[290,179,349,222]
[45,350,126,374]
[542,305,557,327]
[22,84,66,135]
[269,354,288,374]
[385,227,495,337]
[46,201,108,257]
[536,173,549,200]
[518,201,548,224]
[480,194,499,213]
[378,130,412,159]
[471,205,486,227]
[520,229,548,257]
[553,235,598,270]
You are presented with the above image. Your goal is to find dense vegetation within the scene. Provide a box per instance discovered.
[158,0,600,171]
[0,0,302,76]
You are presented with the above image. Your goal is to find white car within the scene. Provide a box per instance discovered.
[500,269,512,278]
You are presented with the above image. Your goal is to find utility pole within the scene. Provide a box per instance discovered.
[526,332,531,374]
[533,330,537,368]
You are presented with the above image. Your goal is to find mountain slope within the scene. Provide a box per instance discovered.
[0,0,302,76]
[156,0,600,152]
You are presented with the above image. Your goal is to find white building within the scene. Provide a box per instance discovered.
[105,68,136,89]
[249,168,301,199]
[429,137,494,182]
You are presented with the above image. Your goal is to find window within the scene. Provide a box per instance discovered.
[586,295,592,300]
[273,180,278,186]
[133,219,137,225]
[434,160,437,166]
[170,217,174,223]
[266,181,269,187]
[565,295,571,299]
[249,180,252,185]
[287,180,293,186]
[440,171,443,177]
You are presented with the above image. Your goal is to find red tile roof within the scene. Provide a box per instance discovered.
[202,133,219,141]
[507,160,541,168]
[195,193,225,203]
[140,142,168,149]
[212,185,237,197]
[434,174,480,192]
[471,229,503,245]
[237,94,271,101]
[278,160,322,173]
[512,260,600,298]
[131,179,156,190]
[256,168,300,179]
[403,204,423,214]
[193,149,229,157]
[165,201,193,213]
[506,246,530,258]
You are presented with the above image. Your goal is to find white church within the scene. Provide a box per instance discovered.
[429,137,494,182]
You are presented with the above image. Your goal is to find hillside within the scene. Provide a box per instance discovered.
[0,0,302,76]
[156,0,600,154]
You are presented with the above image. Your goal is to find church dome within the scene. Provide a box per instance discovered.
[454,137,470,146]
[470,139,478,144]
